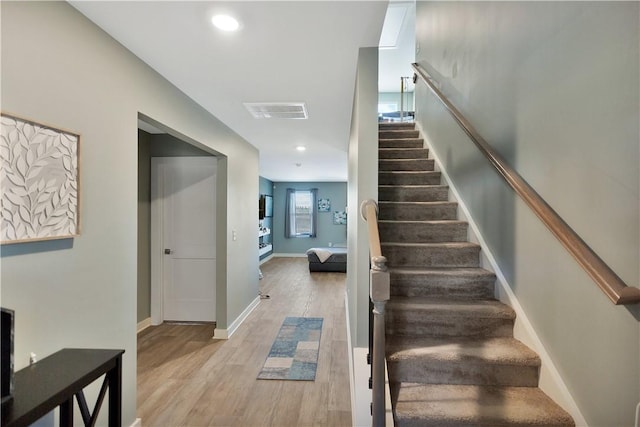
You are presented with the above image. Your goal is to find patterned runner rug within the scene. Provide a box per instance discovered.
[257,316,323,381]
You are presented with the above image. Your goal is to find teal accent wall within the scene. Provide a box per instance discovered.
[272,182,347,254]
[259,176,273,260]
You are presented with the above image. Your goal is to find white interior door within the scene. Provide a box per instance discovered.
[153,156,217,322]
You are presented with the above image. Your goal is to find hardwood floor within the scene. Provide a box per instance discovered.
[137,257,352,426]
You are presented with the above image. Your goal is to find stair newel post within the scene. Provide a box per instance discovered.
[371,255,390,427]
[361,199,390,427]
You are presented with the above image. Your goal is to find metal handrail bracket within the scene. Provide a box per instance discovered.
[411,62,640,305]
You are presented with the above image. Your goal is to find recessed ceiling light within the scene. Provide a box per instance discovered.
[296,146,306,152]
[212,14,239,32]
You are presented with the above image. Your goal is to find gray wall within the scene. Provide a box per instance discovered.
[137,130,214,323]
[272,182,347,254]
[1,3,259,426]
[415,2,639,426]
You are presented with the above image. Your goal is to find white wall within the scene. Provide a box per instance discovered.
[415,2,639,426]
[0,2,259,426]
[346,47,379,427]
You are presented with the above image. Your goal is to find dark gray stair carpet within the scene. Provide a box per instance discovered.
[379,138,424,149]
[378,201,458,221]
[386,297,516,338]
[379,158,435,171]
[379,220,468,243]
[386,336,540,386]
[378,122,574,426]
[379,148,429,159]
[379,171,442,185]
[391,383,575,427]
[389,267,496,299]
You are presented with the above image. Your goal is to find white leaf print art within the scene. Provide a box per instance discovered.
[1,114,80,243]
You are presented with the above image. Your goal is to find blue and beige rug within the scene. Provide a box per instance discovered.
[257,316,323,381]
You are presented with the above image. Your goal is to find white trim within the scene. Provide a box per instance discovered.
[137,317,152,333]
[417,121,587,426]
[130,418,142,427]
[259,253,274,265]
[272,253,307,258]
[213,296,260,340]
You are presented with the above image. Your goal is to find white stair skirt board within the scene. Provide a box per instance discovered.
[416,122,587,426]
[213,296,260,340]
[130,418,142,427]
[137,317,152,333]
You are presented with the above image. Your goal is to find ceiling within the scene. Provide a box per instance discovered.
[70,1,415,182]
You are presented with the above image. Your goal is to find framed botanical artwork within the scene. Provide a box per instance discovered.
[333,210,347,225]
[0,113,80,244]
[318,198,331,212]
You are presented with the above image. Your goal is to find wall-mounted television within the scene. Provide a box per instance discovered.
[259,195,273,220]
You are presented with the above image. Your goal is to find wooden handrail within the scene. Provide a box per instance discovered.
[412,62,640,305]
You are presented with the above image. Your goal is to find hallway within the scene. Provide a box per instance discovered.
[137,257,352,426]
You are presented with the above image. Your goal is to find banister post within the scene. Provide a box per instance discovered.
[371,255,389,427]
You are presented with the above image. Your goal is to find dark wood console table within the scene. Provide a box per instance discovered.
[1,348,124,427]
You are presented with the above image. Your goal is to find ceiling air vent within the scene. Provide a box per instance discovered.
[244,102,308,119]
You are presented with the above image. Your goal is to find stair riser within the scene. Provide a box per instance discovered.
[379,123,415,130]
[390,275,495,299]
[378,203,457,221]
[379,222,468,243]
[383,245,480,268]
[386,311,514,338]
[379,139,423,149]
[379,149,429,159]
[379,187,448,202]
[386,360,539,387]
[379,159,434,171]
[379,172,441,186]
[379,130,419,139]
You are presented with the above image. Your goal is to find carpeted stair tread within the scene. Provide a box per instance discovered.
[378,201,458,220]
[391,383,575,427]
[382,242,480,268]
[379,138,424,149]
[379,185,448,202]
[379,158,435,171]
[386,336,540,386]
[379,148,429,159]
[379,129,420,139]
[379,171,441,185]
[379,122,415,130]
[386,297,515,338]
[379,220,468,243]
[389,267,496,299]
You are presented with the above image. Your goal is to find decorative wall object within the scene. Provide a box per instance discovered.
[333,210,347,225]
[1,113,80,244]
[318,198,331,212]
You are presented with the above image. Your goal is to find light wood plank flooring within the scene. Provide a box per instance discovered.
[137,257,352,426]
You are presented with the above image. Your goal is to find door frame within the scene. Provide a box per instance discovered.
[150,156,217,325]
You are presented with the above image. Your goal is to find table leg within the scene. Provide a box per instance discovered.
[60,398,73,427]
[107,355,122,427]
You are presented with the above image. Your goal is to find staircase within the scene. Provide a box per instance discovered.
[378,122,575,426]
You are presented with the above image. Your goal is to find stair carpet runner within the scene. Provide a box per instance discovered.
[378,122,574,426]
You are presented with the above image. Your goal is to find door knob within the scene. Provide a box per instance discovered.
[164,248,172,255]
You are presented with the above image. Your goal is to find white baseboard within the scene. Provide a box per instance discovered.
[419,121,587,426]
[130,418,142,427]
[213,296,260,340]
[272,253,307,258]
[137,317,152,333]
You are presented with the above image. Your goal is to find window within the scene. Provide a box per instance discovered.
[285,188,317,238]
